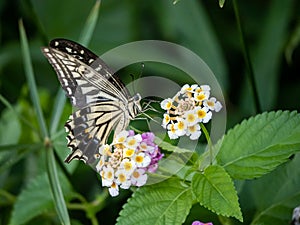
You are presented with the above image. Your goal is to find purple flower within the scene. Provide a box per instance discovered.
[128,130,135,137]
[147,146,164,173]
[192,221,213,225]
[141,132,155,145]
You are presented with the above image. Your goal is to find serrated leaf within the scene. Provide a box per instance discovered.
[216,111,300,179]
[117,178,193,225]
[192,165,243,222]
[250,154,300,225]
[9,172,72,225]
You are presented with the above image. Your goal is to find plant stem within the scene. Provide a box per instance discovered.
[200,123,213,165]
[232,0,262,114]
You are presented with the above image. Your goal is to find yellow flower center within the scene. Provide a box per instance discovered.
[170,124,176,133]
[124,148,135,157]
[132,171,140,178]
[135,155,143,163]
[117,136,126,143]
[207,101,214,107]
[118,173,126,183]
[187,114,196,123]
[197,110,206,119]
[128,139,136,146]
[166,101,172,109]
[107,171,113,179]
[164,114,170,123]
[188,125,196,132]
[196,93,205,101]
[177,121,185,130]
[123,161,133,171]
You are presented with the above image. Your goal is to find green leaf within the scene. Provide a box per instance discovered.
[0,108,21,145]
[9,172,72,225]
[52,131,79,174]
[46,147,71,225]
[117,178,193,225]
[241,0,294,111]
[249,154,300,225]
[19,19,48,138]
[78,0,101,46]
[155,136,193,153]
[49,89,66,136]
[285,22,300,64]
[0,144,41,173]
[192,165,243,222]
[219,0,225,8]
[216,111,300,179]
[161,0,228,90]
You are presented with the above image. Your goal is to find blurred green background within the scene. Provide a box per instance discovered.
[0,0,300,224]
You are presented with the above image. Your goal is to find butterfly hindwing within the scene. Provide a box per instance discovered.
[64,101,129,164]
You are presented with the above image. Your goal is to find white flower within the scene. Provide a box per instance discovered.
[101,165,114,187]
[162,113,171,128]
[114,130,129,144]
[98,144,111,156]
[131,169,148,187]
[120,158,136,175]
[194,90,210,102]
[200,85,211,92]
[174,118,187,136]
[160,98,173,110]
[184,109,198,126]
[203,97,222,112]
[194,106,212,123]
[133,152,151,167]
[180,84,198,94]
[167,123,178,139]
[125,134,142,149]
[123,148,135,158]
[108,182,119,197]
[96,156,105,172]
[115,169,131,189]
[187,124,201,140]
[139,142,155,153]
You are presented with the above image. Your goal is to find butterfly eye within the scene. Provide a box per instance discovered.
[133,93,141,102]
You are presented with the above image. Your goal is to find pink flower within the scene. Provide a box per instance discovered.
[192,221,213,225]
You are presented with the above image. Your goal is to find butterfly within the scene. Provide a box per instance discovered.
[42,38,142,164]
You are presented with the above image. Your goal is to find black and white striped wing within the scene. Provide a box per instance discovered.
[42,47,128,108]
[42,39,136,164]
[64,101,128,164]
[49,38,131,101]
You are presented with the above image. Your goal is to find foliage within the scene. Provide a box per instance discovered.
[0,0,300,225]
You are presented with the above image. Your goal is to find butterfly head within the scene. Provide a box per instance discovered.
[129,93,142,119]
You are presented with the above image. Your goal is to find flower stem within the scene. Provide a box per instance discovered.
[200,123,213,165]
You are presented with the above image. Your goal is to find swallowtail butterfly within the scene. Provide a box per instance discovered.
[42,39,142,164]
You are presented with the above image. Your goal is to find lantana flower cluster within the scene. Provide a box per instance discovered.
[161,84,222,140]
[95,130,163,197]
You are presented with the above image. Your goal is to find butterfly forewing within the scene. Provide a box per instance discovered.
[42,39,141,164]
[49,39,131,100]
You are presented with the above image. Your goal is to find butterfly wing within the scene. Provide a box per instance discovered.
[64,101,129,164]
[42,39,136,164]
[49,38,131,101]
[42,47,128,107]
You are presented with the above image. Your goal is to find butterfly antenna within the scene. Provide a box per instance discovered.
[130,63,145,94]
[142,99,162,114]
[136,112,161,126]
